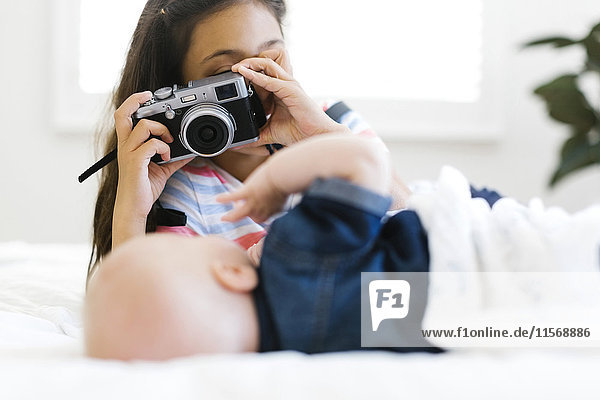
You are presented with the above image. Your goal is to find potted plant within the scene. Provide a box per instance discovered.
[525,22,600,186]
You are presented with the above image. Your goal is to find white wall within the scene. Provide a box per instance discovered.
[1,0,599,244]
[0,1,98,244]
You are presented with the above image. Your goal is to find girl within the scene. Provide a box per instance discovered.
[89,0,409,283]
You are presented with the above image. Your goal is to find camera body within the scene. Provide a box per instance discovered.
[133,71,267,163]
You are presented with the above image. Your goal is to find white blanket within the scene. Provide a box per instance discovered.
[410,166,600,275]
[409,167,600,346]
[1,169,600,399]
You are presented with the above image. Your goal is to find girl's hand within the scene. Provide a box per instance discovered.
[232,49,350,147]
[216,162,288,223]
[112,92,192,246]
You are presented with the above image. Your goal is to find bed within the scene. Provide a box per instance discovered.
[1,242,598,399]
[2,168,600,399]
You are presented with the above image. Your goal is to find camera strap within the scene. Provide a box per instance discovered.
[78,148,117,183]
[154,200,187,227]
[325,101,352,123]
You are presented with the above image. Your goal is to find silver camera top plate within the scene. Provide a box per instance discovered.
[134,71,249,119]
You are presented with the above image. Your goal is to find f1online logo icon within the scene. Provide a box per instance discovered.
[369,280,410,331]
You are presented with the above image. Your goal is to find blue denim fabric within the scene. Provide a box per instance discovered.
[254,178,432,353]
[470,185,503,207]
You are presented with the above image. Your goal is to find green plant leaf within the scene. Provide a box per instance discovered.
[523,36,579,48]
[550,131,600,186]
[534,74,597,133]
[582,30,600,71]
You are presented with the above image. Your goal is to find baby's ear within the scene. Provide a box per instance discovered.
[211,263,258,293]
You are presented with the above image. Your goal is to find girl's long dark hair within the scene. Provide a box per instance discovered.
[89,0,286,285]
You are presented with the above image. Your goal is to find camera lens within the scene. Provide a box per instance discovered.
[180,104,235,157]
[200,127,217,142]
[186,116,230,156]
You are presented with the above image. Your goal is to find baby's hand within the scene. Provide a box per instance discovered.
[247,238,265,267]
[217,164,288,223]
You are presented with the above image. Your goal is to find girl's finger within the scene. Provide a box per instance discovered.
[160,157,194,179]
[258,48,293,75]
[235,65,293,98]
[114,91,153,144]
[136,138,171,163]
[233,57,293,81]
[126,119,173,152]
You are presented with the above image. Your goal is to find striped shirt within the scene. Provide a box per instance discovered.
[156,102,383,250]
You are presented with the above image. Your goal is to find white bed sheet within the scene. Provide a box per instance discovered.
[1,241,599,400]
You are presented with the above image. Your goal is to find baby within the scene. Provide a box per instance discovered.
[85,134,464,359]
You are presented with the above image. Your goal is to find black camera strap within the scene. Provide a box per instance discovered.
[325,101,351,123]
[154,200,187,227]
[78,148,117,183]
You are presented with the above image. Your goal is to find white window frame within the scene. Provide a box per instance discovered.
[52,0,507,141]
[52,0,113,135]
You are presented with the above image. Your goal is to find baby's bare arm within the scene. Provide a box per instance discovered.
[218,134,391,222]
[268,134,391,196]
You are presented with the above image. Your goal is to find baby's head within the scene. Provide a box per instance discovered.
[84,234,260,360]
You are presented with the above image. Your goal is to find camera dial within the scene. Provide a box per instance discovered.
[154,87,173,100]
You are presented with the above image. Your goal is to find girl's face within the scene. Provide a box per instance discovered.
[182,1,285,82]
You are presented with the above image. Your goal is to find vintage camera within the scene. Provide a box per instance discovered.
[133,71,267,163]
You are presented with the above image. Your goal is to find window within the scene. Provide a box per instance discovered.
[287,0,483,102]
[284,0,507,140]
[51,0,145,134]
[79,0,146,94]
[54,0,506,140]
